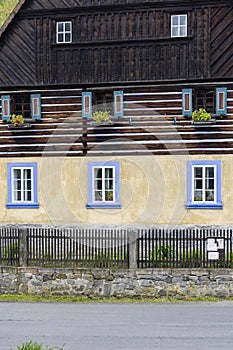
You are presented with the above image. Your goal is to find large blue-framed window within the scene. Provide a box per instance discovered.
[186,160,222,209]
[86,161,121,209]
[7,163,39,209]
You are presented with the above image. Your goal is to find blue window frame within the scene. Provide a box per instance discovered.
[182,89,192,117]
[216,88,227,115]
[186,160,222,209]
[7,163,39,209]
[82,92,92,118]
[87,161,121,209]
[114,91,124,117]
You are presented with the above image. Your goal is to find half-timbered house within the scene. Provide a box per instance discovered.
[0,0,232,227]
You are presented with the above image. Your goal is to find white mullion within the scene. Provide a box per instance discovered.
[21,168,25,202]
[203,166,206,202]
[103,167,106,202]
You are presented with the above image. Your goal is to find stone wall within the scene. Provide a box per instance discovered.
[0,267,233,299]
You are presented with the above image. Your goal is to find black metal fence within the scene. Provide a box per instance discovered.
[137,228,233,268]
[0,226,129,268]
[0,226,19,266]
[0,226,233,269]
[27,227,128,268]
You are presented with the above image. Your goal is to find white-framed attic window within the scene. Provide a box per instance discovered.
[56,21,72,44]
[171,15,187,37]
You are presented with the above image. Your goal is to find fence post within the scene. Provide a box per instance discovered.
[128,229,138,269]
[19,227,28,267]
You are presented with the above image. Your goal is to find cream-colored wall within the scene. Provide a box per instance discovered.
[1,155,233,226]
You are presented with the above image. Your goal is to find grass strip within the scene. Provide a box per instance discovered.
[0,294,233,303]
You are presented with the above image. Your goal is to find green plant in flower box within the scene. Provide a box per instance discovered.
[191,108,211,122]
[93,111,111,123]
[11,114,24,126]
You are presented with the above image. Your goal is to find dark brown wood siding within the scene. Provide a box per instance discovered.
[0,18,36,86]
[0,1,231,87]
[210,6,233,77]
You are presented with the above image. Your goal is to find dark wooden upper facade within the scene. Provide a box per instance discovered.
[0,0,232,158]
[0,0,232,87]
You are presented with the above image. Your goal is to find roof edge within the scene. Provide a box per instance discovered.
[0,0,27,38]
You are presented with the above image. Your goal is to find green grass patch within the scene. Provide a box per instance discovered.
[0,293,232,303]
[0,0,19,27]
[15,340,64,350]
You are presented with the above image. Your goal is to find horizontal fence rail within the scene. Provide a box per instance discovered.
[0,226,233,269]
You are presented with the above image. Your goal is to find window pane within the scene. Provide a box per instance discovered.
[94,168,102,179]
[94,179,102,191]
[65,33,71,42]
[195,179,203,190]
[180,27,186,36]
[65,23,71,31]
[94,191,102,201]
[205,190,214,201]
[58,34,63,42]
[105,167,113,179]
[172,27,178,37]
[194,190,202,201]
[194,167,202,178]
[206,178,214,190]
[206,167,214,178]
[105,189,113,201]
[180,16,187,25]
[57,23,63,32]
[172,16,178,25]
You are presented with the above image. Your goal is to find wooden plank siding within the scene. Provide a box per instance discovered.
[0,86,232,157]
[0,1,230,86]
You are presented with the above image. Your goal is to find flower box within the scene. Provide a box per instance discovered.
[8,123,32,130]
[192,119,216,125]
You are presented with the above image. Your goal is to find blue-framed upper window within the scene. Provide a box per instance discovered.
[7,163,39,209]
[186,160,222,209]
[87,162,121,209]
[1,94,41,121]
[82,91,124,118]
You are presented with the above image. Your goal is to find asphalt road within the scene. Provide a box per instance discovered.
[0,301,233,350]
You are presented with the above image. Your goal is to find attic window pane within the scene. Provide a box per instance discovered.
[57,23,63,32]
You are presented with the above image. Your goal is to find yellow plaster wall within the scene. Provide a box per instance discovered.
[1,155,233,226]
